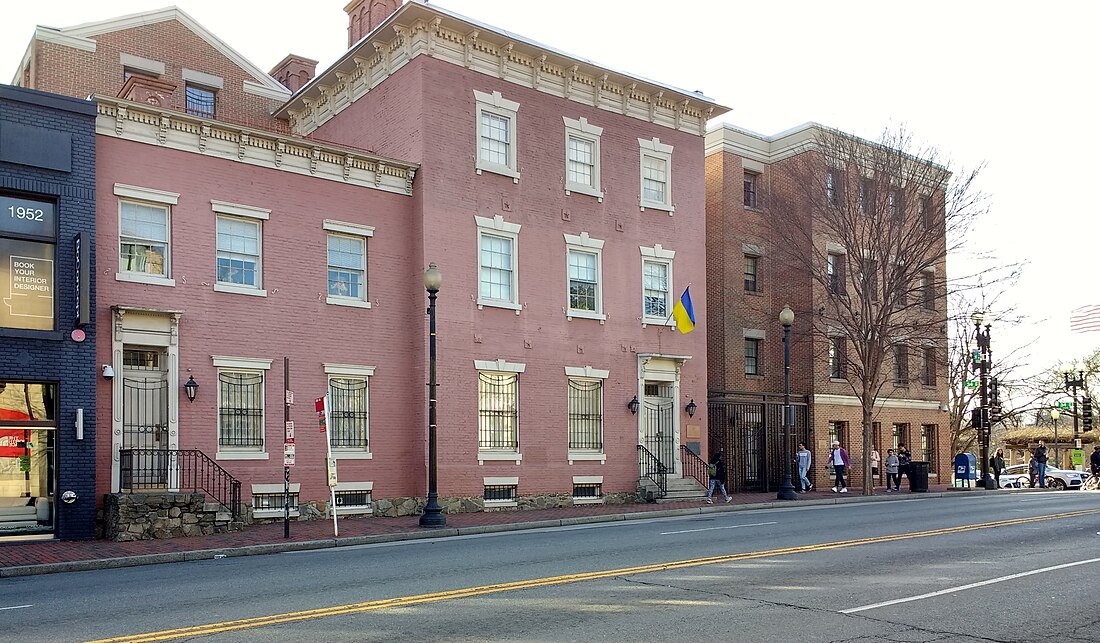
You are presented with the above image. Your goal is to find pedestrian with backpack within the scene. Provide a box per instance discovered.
[706,449,732,503]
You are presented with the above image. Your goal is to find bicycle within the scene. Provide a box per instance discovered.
[1085,472,1100,491]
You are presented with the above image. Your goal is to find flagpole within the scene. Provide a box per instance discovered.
[663,282,692,327]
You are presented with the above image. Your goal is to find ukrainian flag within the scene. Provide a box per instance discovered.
[671,286,695,334]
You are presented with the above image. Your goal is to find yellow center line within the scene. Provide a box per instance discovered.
[86,508,1100,643]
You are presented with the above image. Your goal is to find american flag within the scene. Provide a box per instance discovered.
[1070,305,1100,333]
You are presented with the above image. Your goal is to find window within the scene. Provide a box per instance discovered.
[859,179,874,214]
[476,215,522,312]
[641,244,675,324]
[920,196,934,229]
[484,481,518,506]
[329,377,370,451]
[333,483,374,515]
[216,216,261,289]
[639,137,674,212]
[922,347,937,386]
[829,337,846,379]
[827,252,845,294]
[894,344,909,385]
[744,254,759,292]
[863,259,879,301]
[920,424,935,463]
[567,377,603,450]
[572,476,604,504]
[745,338,761,375]
[0,194,58,332]
[218,371,264,450]
[892,423,909,450]
[251,483,299,518]
[888,190,901,220]
[744,171,759,208]
[826,169,842,207]
[185,84,216,119]
[113,188,176,279]
[321,220,373,307]
[478,372,519,450]
[474,90,520,180]
[563,116,603,199]
[921,271,935,310]
[565,232,605,321]
[829,421,846,447]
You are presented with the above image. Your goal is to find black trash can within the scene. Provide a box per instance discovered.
[909,461,930,492]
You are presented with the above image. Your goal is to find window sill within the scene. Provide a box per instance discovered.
[116,272,175,287]
[640,201,675,215]
[214,283,268,297]
[745,374,765,379]
[830,378,847,383]
[478,451,522,465]
[745,290,764,297]
[476,164,521,183]
[216,451,269,461]
[253,508,299,518]
[565,184,604,201]
[572,497,604,505]
[567,451,606,465]
[477,298,522,314]
[641,318,675,329]
[744,206,764,213]
[332,450,373,460]
[566,310,607,323]
[326,296,371,309]
[484,499,518,509]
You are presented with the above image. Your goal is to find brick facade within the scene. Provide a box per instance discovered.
[0,85,98,539]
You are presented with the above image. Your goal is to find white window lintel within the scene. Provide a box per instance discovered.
[742,243,765,256]
[211,200,270,220]
[640,244,676,260]
[114,183,179,205]
[475,214,521,234]
[324,364,377,377]
[572,475,604,484]
[474,359,526,373]
[182,68,224,90]
[563,116,603,136]
[743,328,766,340]
[483,476,519,486]
[212,356,273,370]
[474,89,520,112]
[324,220,375,237]
[638,137,674,154]
[564,232,605,250]
[564,366,610,379]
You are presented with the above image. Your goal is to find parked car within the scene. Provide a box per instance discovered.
[997,472,1031,488]
[1002,464,1084,490]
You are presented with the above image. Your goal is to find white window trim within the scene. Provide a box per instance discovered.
[211,200,269,220]
[475,215,522,313]
[483,477,519,507]
[213,356,271,459]
[638,137,675,214]
[742,243,765,256]
[251,483,299,517]
[563,116,604,200]
[182,68,224,90]
[572,475,605,505]
[476,359,524,464]
[325,363,375,458]
[120,52,165,76]
[566,367,608,463]
[214,214,266,295]
[333,481,374,515]
[115,185,176,284]
[640,244,675,327]
[324,220,373,309]
[474,89,521,182]
[743,328,766,340]
[564,232,606,322]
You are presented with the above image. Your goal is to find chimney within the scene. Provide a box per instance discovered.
[270,55,319,93]
[345,0,401,48]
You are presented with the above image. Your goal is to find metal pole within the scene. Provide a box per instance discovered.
[1071,376,1079,467]
[283,356,290,539]
[420,278,446,527]
[777,321,797,500]
[1054,417,1060,465]
[977,322,991,490]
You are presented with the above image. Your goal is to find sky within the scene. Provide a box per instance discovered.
[2,0,1098,380]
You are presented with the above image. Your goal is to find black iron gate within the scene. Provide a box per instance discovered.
[642,398,676,475]
[122,377,169,487]
[708,394,810,493]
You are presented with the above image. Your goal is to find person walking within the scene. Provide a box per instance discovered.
[1035,440,1049,488]
[829,440,850,493]
[990,448,1006,489]
[1090,445,1100,477]
[885,449,900,492]
[871,446,881,488]
[796,442,813,492]
[705,449,732,504]
[897,444,912,490]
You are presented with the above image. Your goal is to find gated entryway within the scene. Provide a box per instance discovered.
[641,382,677,475]
[708,393,810,492]
[121,349,169,488]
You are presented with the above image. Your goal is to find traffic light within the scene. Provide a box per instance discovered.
[990,378,1002,423]
[971,348,982,368]
[1083,397,1093,432]
[971,407,988,429]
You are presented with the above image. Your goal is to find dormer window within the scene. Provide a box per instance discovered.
[185,84,216,119]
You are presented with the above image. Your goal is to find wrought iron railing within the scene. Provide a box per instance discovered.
[637,444,668,499]
[119,448,242,520]
[681,445,709,489]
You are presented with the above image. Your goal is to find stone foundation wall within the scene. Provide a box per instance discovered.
[372,491,639,517]
[103,493,243,541]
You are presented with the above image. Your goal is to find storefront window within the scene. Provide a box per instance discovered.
[0,382,56,535]
[0,194,57,332]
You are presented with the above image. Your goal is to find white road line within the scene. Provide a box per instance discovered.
[0,605,32,611]
[660,521,777,535]
[841,556,1100,614]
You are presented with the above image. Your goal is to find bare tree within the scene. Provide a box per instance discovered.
[768,125,988,495]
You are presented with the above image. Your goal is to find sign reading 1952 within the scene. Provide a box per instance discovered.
[0,195,57,239]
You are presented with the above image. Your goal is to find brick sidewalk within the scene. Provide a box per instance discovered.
[0,485,960,575]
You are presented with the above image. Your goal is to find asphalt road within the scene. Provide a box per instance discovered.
[3,492,1099,642]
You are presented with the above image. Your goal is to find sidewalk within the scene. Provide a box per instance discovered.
[1,484,969,577]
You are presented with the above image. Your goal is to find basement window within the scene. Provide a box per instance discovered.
[251,483,299,519]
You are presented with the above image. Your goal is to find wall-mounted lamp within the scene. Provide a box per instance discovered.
[685,399,697,418]
[184,375,199,403]
[627,395,639,415]
[102,364,115,380]
[61,490,78,504]
[939,403,949,413]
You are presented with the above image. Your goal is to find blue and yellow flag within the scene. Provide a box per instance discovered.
[671,286,695,334]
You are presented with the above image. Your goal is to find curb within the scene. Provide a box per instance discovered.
[0,488,1008,578]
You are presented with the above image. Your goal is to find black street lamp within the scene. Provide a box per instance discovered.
[1064,368,1085,458]
[420,263,446,528]
[777,305,798,500]
[972,311,992,490]
[1051,409,1061,465]
[183,375,199,403]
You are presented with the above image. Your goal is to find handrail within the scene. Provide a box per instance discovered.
[680,445,709,488]
[637,444,668,498]
[119,448,242,521]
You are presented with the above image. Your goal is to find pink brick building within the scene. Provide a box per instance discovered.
[14,1,728,524]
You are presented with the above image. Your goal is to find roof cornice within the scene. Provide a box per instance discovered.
[277,1,730,137]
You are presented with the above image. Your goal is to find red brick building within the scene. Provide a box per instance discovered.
[12,1,728,526]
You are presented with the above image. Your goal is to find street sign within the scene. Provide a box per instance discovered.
[327,458,338,487]
[964,380,979,389]
[1075,438,1083,449]
[283,454,295,467]
[285,422,295,440]
[1057,401,1073,410]
[285,390,294,405]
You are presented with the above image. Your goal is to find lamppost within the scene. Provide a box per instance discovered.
[1064,368,1085,460]
[777,305,798,500]
[972,311,992,490]
[1051,409,1061,466]
[420,263,446,528]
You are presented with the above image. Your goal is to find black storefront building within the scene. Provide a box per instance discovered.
[0,84,96,540]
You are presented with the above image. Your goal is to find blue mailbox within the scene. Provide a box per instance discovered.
[953,452,977,487]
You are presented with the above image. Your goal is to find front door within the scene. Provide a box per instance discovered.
[641,382,677,474]
[121,348,169,489]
